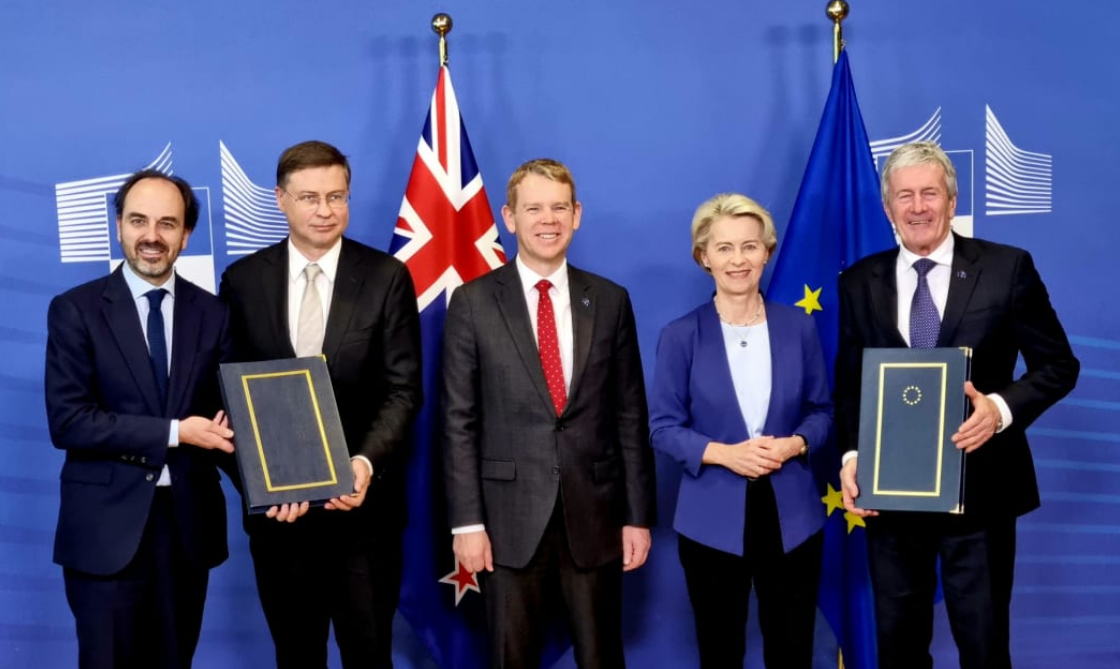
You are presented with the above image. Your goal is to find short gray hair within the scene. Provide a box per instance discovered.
[880,141,958,202]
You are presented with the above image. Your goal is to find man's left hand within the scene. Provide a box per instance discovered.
[952,381,1001,453]
[621,526,651,572]
[325,458,371,511]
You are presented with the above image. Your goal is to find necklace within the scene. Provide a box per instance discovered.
[714,296,764,348]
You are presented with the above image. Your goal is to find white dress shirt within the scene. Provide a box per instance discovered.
[896,235,955,343]
[287,238,342,353]
[120,262,176,487]
[286,238,372,478]
[514,256,574,394]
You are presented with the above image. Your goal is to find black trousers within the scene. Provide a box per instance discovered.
[249,522,403,669]
[678,478,822,669]
[482,500,624,669]
[64,488,209,669]
[867,516,1017,669]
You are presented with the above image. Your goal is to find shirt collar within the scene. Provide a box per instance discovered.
[899,232,955,270]
[288,237,342,283]
[121,261,176,300]
[514,255,569,295]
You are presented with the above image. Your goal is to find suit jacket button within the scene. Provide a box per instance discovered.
[145,473,155,482]
[555,421,565,432]
[551,466,560,476]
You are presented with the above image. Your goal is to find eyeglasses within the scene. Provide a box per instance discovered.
[282,190,350,210]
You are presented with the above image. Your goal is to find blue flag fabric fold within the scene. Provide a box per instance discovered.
[766,49,896,669]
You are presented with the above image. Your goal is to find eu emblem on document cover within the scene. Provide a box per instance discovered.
[219,357,354,513]
[856,347,971,513]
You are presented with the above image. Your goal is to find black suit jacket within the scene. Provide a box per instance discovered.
[441,262,656,569]
[219,238,422,540]
[835,234,1079,521]
[46,268,230,575]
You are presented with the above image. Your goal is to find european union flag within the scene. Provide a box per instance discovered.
[766,50,896,669]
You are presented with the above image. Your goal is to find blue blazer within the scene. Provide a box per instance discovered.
[650,299,832,555]
[45,267,231,575]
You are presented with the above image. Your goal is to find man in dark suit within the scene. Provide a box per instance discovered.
[46,170,235,669]
[442,158,657,668]
[219,140,422,669]
[836,141,1079,669]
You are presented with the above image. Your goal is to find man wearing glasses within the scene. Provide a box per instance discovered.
[220,140,423,668]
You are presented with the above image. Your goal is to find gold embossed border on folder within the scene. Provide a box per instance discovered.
[241,370,339,492]
[872,362,948,497]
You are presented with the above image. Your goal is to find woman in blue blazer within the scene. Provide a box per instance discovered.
[650,193,832,668]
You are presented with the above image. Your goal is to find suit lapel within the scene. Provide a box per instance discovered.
[937,233,981,346]
[493,263,555,415]
[700,301,750,438]
[260,243,296,358]
[322,240,362,363]
[166,276,199,416]
[566,267,594,409]
[869,250,907,347]
[761,301,788,435]
[102,269,163,416]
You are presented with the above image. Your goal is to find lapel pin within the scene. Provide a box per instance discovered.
[581,297,591,308]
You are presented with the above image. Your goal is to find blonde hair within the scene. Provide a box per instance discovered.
[690,193,777,270]
[506,158,577,209]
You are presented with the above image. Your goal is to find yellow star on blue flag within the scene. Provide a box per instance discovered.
[822,483,868,533]
[845,510,867,534]
[822,483,844,517]
[795,284,823,315]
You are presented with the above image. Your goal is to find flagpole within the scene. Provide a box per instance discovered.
[432,13,453,66]
[827,1,849,63]
[828,5,850,665]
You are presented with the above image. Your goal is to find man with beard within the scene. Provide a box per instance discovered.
[45,169,236,668]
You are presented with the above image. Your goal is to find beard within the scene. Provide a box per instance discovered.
[126,241,176,280]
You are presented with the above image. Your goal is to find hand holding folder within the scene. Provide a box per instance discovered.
[219,357,354,515]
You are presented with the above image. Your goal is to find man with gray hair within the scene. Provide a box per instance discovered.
[835,141,1079,668]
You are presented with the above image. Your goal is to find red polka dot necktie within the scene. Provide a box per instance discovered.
[535,279,567,416]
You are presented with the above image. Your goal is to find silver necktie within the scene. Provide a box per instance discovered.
[296,264,324,357]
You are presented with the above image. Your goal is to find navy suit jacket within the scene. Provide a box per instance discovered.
[46,267,231,576]
[835,234,1080,521]
[649,299,832,555]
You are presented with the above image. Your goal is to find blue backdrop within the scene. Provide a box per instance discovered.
[1,1,1117,667]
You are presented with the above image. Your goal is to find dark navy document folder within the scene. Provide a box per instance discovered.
[856,347,971,514]
[220,357,353,514]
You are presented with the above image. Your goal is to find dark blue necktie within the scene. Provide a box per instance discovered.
[909,258,940,349]
[145,289,169,409]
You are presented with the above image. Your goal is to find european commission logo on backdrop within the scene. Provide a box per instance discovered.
[53,141,288,292]
[52,109,1051,285]
[869,104,1053,238]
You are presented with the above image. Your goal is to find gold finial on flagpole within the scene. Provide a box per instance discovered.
[826,1,849,64]
[432,13,453,67]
